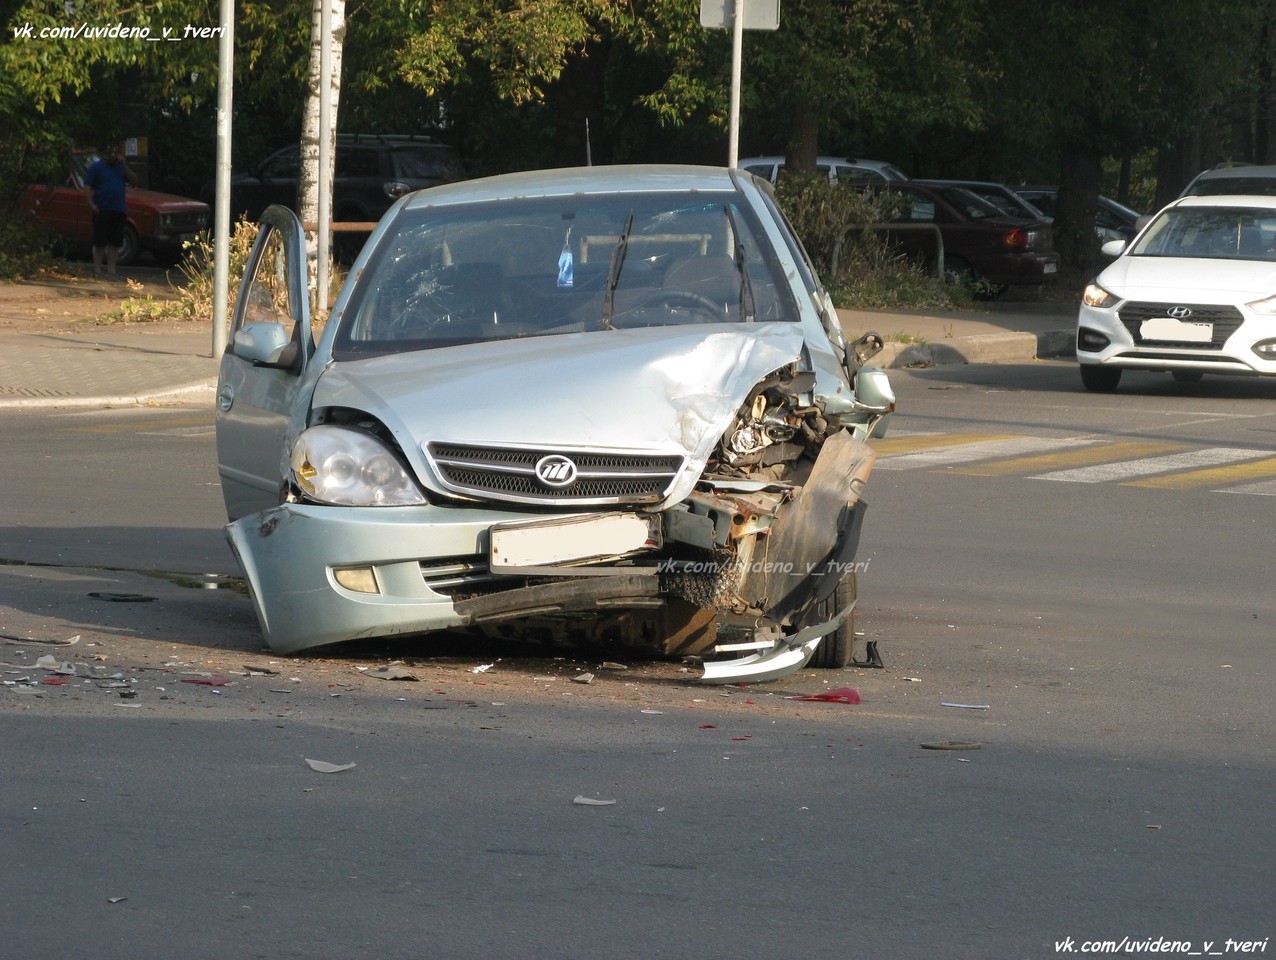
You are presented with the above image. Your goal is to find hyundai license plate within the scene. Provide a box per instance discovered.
[489,513,658,570]
[1140,316,1212,343]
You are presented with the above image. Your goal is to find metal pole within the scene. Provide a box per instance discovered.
[317,0,332,315]
[728,0,743,166]
[211,0,234,358]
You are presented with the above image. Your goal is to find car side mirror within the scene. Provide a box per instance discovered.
[1100,239,1127,258]
[851,330,884,365]
[232,322,300,371]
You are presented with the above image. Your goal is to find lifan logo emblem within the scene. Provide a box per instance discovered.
[535,454,579,488]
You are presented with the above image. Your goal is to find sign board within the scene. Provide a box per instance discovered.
[700,0,780,31]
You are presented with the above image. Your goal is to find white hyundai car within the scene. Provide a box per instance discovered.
[1077,194,1276,391]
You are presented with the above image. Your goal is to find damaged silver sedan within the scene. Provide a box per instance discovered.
[214,165,894,683]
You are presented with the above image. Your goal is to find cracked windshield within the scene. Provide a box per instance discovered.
[335,191,798,357]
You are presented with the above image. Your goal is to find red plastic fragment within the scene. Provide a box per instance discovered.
[41,676,71,685]
[790,687,862,704]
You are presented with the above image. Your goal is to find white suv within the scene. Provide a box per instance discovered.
[739,155,909,186]
[1179,163,1276,198]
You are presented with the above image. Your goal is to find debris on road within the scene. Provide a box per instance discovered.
[305,758,356,773]
[941,701,990,710]
[920,741,983,751]
[572,796,616,806]
[788,688,862,704]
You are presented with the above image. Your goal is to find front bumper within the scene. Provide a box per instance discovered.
[1076,302,1276,376]
[227,432,877,657]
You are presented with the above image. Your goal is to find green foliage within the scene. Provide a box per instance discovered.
[114,220,260,323]
[0,216,57,280]
[772,173,970,311]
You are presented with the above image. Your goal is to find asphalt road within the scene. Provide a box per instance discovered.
[2,361,1274,959]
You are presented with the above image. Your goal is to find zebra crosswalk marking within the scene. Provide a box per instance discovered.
[1032,446,1274,483]
[1124,455,1276,489]
[872,435,1091,470]
[947,440,1185,477]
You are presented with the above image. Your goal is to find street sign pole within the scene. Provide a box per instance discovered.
[728,0,744,167]
[700,0,780,168]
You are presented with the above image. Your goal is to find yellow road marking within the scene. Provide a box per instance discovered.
[869,433,1016,455]
[1125,455,1276,489]
[949,441,1188,476]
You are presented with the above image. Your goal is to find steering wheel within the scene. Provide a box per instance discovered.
[609,288,726,327]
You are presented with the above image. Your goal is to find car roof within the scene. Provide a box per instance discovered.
[1190,164,1276,181]
[1171,193,1276,209]
[399,164,742,210]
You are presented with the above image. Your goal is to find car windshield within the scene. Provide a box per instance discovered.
[1130,207,1276,260]
[335,191,797,357]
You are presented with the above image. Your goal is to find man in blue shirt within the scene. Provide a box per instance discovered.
[82,149,136,277]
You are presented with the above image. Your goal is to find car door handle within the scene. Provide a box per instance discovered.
[217,383,234,412]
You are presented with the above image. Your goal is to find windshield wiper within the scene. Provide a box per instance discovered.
[601,209,634,330]
[723,205,756,321]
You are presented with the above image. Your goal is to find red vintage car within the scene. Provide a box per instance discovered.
[17,153,210,267]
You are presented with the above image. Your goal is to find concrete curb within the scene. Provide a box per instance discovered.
[0,381,217,410]
[878,329,1075,368]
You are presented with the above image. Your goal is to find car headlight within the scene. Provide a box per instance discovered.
[290,425,426,506]
[1246,294,1276,316]
[1082,283,1119,309]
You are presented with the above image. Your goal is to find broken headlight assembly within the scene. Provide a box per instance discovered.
[290,424,427,506]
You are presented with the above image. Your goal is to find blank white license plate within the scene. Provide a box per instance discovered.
[1140,316,1213,343]
[489,513,658,570]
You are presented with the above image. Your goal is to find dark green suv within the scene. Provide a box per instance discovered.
[227,134,464,227]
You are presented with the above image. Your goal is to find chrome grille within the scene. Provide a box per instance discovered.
[426,443,684,505]
[1118,302,1244,349]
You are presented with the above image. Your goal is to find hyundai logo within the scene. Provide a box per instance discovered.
[1167,306,1193,319]
[534,454,578,488]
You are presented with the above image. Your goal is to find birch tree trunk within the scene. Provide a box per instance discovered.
[298,0,345,306]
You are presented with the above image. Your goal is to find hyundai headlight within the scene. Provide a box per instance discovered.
[290,425,426,506]
[1082,283,1118,309]
[1246,294,1276,316]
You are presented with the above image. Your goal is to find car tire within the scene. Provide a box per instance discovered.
[1080,364,1122,392]
[808,571,857,669]
[116,224,140,267]
[1171,370,1204,384]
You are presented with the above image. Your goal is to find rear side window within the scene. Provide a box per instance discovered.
[394,148,463,181]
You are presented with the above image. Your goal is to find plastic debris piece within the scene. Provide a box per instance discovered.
[1,633,79,646]
[41,676,71,685]
[181,677,231,687]
[920,741,982,750]
[640,709,663,714]
[107,897,127,904]
[941,701,990,710]
[600,662,628,670]
[789,687,862,705]
[902,676,922,682]
[243,664,280,676]
[367,665,418,681]
[572,673,595,684]
[471,664,494,674]
[87,592,154,603]
[305,758,356,774]
[573,796,616,806]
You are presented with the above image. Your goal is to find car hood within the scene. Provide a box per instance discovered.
[1100,255,1276,302]
[312,323,812,461]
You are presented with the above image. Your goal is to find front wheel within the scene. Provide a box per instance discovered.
[1080,364,1122,392]
[808,572,857,669]
[116,224,140,267]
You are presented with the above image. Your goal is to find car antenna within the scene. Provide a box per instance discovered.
[585,118,592,167]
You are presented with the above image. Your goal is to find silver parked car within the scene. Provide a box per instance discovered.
[215,165,895,683]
